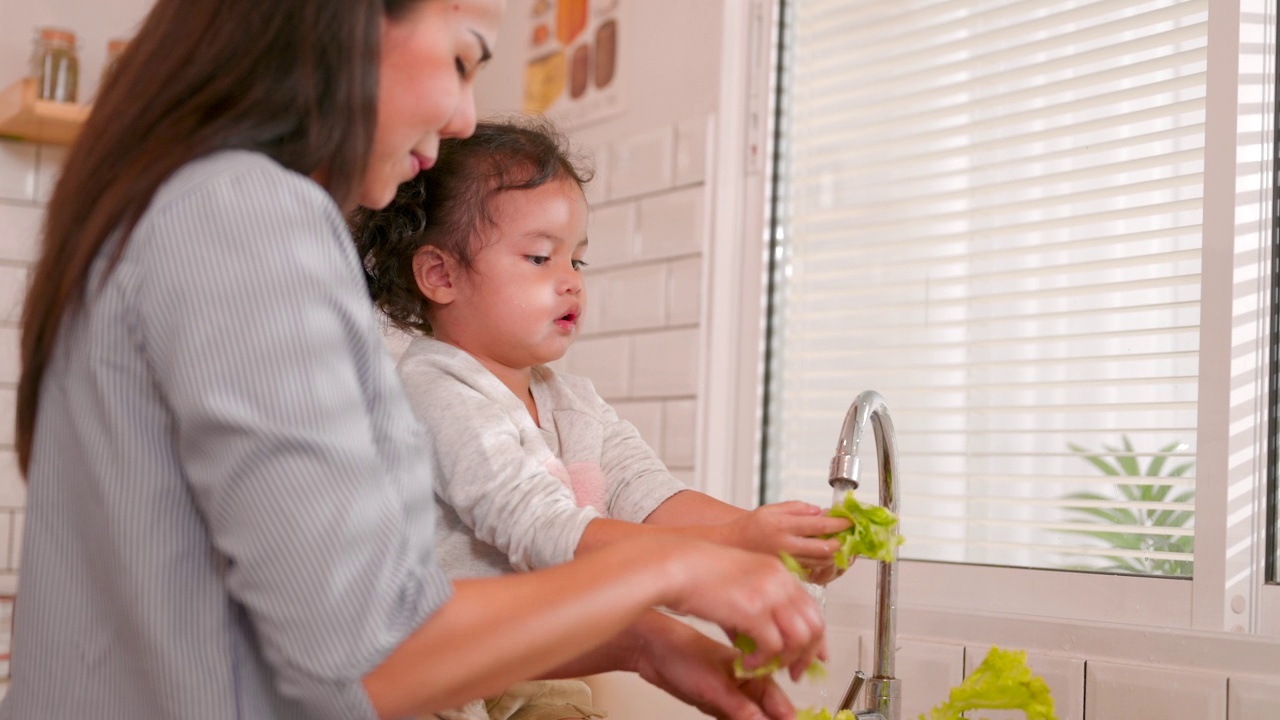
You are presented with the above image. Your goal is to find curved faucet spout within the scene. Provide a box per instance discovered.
[828,389,901,720]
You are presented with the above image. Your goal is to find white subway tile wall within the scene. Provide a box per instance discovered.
[564,334,633,400]
[605,125,675,200]
[0,328,17,386]
[1087,661,1227,720]
[563,122,713,489]
[0,142,37,203]
[1229,676,1280,720]
[34,144,67,204]
[665,256,702,326]
[629,328,699,398]
[0,138,52,598]
[674,114,711,187]
[896,639,966,719]
[0,203,42,264]
[586,202,636,268]
[636,185,705,261]
[0,453,24,527]
[0,390,13,457]
[598,264,667,332]
[660,399,697,469]
[0,267,27,324]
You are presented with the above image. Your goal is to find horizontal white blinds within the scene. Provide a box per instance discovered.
[764,0,1206,576]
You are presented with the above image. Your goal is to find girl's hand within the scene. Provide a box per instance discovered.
[720,501,851,582]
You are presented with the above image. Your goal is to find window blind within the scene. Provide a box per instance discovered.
[764,0,1206,576]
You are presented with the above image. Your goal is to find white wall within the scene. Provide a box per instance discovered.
[472,0,727,489]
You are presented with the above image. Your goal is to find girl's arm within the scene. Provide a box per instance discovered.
[588,386,848,567]
[648,495,850,567]
[362,536,824,720]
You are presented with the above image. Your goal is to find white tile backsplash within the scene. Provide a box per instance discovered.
[565,335,631,399]
[0,389,14,448]
[666,256,702,326]
[964,647,1085,720]
[0,328,18,385]
[0,142,37,203]
[34,144,67,204]
[586,202,636,269]
[636,185,704,261]
[609,401,663,454]
[0,266,27,324]
[0,453,26,509]
[630,328,699,397]
[1228,675,1280,720]
[599,264,666,332]
[674,114,711,187]
[661,399,696,468]
[1087,661,1227,720]
[0,203,43,264]
[607,126,675,200]
[897,639,965,719]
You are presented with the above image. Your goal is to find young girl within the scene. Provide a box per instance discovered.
[353,117,850,720]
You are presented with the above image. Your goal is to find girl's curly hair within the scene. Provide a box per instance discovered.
[351,116,593,335]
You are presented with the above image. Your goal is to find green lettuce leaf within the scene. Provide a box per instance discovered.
[731,633,826,680]
[827,491,904,567]
[919,647,1057,720]
[796,709,857,720]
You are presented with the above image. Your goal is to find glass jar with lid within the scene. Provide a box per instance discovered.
[30,27,79,104]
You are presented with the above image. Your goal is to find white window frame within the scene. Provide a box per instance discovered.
[698,0,1280,637]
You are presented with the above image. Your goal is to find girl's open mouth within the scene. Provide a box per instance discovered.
[555,310,579,330]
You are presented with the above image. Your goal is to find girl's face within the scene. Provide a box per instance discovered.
[359,0,505,209]
[431,178,590,377]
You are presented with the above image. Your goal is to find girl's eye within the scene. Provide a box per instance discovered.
[527,255,549,266]
[572,259,588,271]
[455,58,468,79]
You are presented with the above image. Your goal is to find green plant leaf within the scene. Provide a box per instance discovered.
[1115,436,1141,476]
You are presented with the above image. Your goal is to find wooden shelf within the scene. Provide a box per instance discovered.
[0,79,90,146]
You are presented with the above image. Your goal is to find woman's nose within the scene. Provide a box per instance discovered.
[442,85,478,140]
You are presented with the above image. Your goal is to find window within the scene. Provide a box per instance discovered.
[725,0,1279,631]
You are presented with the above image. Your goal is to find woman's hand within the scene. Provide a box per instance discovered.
[630,612,796,720]
[658,539,827,682]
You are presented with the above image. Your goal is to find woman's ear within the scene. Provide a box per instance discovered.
[412,246,458,305]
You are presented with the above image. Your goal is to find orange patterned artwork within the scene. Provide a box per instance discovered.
[524,0,623,128]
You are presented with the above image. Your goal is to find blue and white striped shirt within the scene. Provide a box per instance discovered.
[3,151,453,720]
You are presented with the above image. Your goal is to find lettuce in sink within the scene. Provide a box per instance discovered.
[796,646,1056,720]
[920,646,1057,720]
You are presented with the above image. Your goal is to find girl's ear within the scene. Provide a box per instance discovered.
[412,246,458,305]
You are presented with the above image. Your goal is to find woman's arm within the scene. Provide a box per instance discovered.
[362,536,826,719]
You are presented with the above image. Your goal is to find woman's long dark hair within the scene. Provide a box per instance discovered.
[16,0,422,475]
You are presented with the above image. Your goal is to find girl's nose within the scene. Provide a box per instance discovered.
[560,266,583,294]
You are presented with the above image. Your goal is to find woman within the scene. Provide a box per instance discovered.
[6,1,825,719]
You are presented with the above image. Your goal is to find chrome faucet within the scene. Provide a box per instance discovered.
[829,390,900,720]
